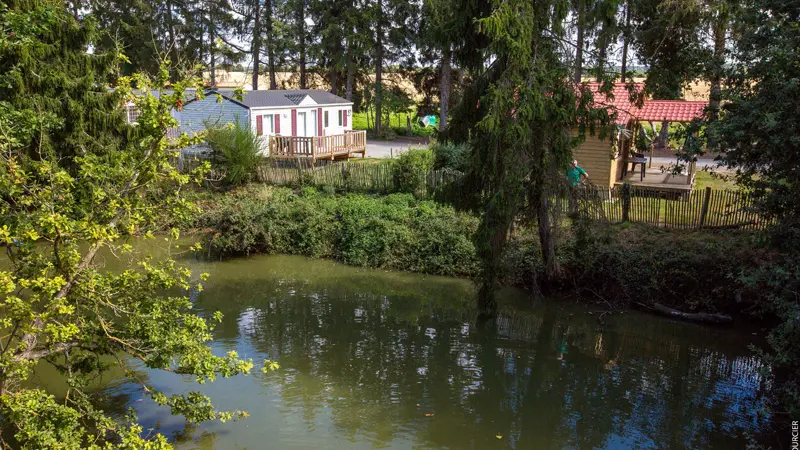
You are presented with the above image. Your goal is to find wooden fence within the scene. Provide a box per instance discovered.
[175,153,769,231]
[568,184,769,231]
[255,158,462,199]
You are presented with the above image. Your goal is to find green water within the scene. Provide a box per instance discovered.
[34,252,770,449]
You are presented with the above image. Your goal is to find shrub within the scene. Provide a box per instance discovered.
[205,121,263,186]
[196,185,481,277]
[430,141,471,172]
[392,148,434,195]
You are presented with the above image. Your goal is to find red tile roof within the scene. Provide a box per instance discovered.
[636,100,707,122]
[583,82,707,124]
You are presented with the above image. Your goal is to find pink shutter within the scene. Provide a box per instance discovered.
[256,115,263,135]
[317,107,323,136]
[274,114,280,134]
[343,109,348,127]
[291,109,297,136]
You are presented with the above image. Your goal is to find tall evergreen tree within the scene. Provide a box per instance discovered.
[445,0,610,316]
[369,0,419,134]
[630,0,708,98]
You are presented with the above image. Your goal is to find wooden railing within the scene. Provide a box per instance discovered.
[268,130,367,160]
[344,129,366,149]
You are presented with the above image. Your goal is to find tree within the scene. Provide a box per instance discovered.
[709,0,800,226]
[706,0,800,417]
[368,0,419,135]
[0,2,274,447]
[421,0,461,131]
[445,0,610,316]
[308,0,348,94]
[620,0,632,81]
[630,0,708,98]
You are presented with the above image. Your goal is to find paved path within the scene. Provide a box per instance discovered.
[366,139,428,159]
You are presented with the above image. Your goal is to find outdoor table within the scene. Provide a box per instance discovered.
[623,157,648,181]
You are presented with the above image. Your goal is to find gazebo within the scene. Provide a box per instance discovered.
[573,83,708,192]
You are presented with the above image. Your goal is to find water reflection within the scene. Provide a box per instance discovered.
[112,255,769,449]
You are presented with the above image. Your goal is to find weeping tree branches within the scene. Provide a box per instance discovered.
[446,0,612,317]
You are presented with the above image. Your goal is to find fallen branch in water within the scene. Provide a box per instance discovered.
[635,302,733,324]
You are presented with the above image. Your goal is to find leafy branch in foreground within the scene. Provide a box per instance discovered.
[0,1,277,447]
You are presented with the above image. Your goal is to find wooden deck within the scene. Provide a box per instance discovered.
[268,130,367,161]
[614,160,695,192]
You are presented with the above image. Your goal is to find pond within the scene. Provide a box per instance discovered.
[34,252,771,449]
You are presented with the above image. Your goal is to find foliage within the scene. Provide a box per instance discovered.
[560,223,768,310]
[196,185,481,277]
[706,0,800,416]
[630,0,709,99]
[205,120,264,186]
[391,148,435,195]
[445,0,612,315]
[0,2,275,448]
[430,140,471,172]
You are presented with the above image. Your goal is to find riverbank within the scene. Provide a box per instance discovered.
[190,183,800,422]
[192,184,770,316]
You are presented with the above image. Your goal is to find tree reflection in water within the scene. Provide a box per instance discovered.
[106,255,769,449]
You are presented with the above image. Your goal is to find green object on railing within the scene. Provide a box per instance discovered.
[421,115,438,127]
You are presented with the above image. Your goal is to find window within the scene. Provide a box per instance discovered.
[338,110,343,127]
[265,115,274,134]
[324,110,329,128]
[256,114,276,136]
[308,110,317,136]
[126,104,140,123]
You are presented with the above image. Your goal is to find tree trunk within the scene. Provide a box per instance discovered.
[297,0,307,89]
[165,0,179,80]
[596,26,608,82]
[657,120,670,151]
[265,0,277,89]
[439,46,452,132]
[537,192,561,279]
[573,0,585,84]
[709,9,728,121]
[345,40,355,101]
[374,3,384,135]
[620,0,631,82]
[329,67,339,95]
[209,20,216,88]
[251,0,261,89]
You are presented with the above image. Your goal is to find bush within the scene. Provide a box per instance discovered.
[205,121,263,186]
[392,148,434,195]
[196,185,481,277]
[430,141,471,172]
[559,222,771,312]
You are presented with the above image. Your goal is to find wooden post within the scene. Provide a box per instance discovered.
[312,136,318,160]
[296,156,303,184]
[622,183,631,222]
[699,186,712,228]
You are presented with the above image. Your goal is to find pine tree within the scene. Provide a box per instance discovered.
[368,0,418,135]
[630,0,708,98]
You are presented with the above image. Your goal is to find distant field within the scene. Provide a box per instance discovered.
[207,72,712,103]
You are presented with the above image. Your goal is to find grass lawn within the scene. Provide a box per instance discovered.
[351,111,418,130]
[351,109,436,137]
[345,157,390,165]
[694,170,738,190]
